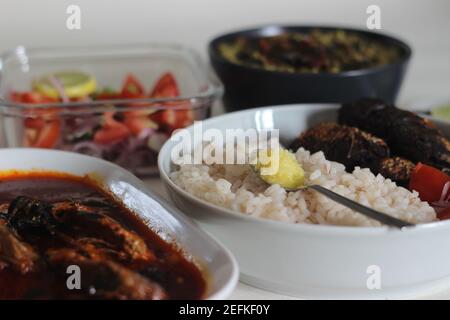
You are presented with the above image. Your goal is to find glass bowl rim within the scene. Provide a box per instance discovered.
[0,42,224,113]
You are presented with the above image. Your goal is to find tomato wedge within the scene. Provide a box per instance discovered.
[149,73,192,133]
[11,91,62,149]
[24,117,46,130]
[151,102,193,133]
[32,120,61,148]
[409,163,450,203]
[10,91,57,104]
[121,74,145,98]
[94,113,131,145]
[150,72,179,98]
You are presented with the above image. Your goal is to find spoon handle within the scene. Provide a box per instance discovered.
[308,184,414,228]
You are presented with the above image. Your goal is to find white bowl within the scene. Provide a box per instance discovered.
[158,103,450,299]
[0,148,238,300]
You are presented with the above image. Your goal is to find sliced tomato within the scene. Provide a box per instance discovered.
[121,74,149,106]
[121,74,145,98]
[24,117,45,129]
[149,74,192,133]
[94,126,130,145]
[22,92,57,104]
[25,117,60,149]
[10,91,57,104]
[23,105,60,129]
[160,108,193,133]
[9,91,24,103]
[149,103,193,134]
[94,112,131,145]
[123,111,158,136]
[150,72,179,98]
[409,163,450,203]
[33,120,61,148]
[13,92,61,149]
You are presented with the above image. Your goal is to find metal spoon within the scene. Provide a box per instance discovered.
[252,162,414,229]
[289,184,414,228]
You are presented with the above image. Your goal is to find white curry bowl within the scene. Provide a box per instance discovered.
[0,148,238,300]
[158,104,450,299]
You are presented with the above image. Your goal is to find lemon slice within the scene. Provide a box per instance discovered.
[33,71,97,99]
[431,104,450,121]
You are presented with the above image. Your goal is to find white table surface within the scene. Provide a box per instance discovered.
[144,178,450,300]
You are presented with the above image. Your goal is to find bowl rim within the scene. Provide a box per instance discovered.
[0,42,224,113]
[208,24,412,77]
[158,103,450,236]
[0,147,239,300]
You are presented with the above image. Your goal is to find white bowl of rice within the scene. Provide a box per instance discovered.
[158,104,450,299]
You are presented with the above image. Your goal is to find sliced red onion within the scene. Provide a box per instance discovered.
[138,127,155,140]
[107,129,152,166]
[147,132,169,152]
[48,75,69,103]
[62,114,103,144]
[65,127,162,173]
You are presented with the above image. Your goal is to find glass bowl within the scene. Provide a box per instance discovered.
[0,44,223,176]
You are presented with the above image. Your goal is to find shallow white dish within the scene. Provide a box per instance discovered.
[158,103,450,299]
[0,148,238,300]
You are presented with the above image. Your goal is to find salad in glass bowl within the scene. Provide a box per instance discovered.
[0,44,221,176]
[4,71,212,175]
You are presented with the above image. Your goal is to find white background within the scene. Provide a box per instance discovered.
[1,0,449,105]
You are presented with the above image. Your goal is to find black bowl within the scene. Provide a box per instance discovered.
[208,25,412,112]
